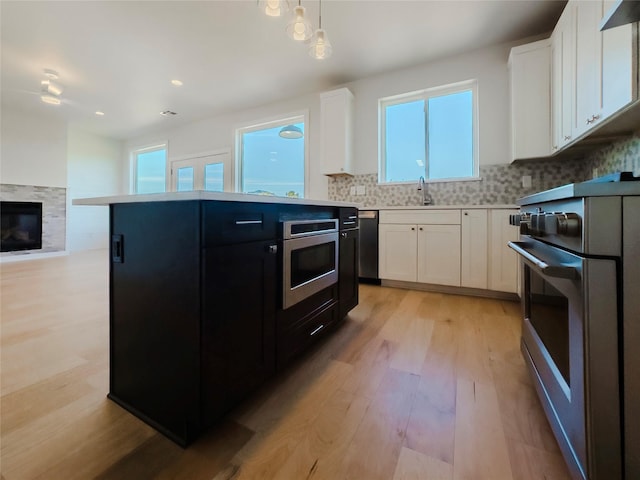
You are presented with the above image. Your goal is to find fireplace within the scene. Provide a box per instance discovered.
[1,201,43,252]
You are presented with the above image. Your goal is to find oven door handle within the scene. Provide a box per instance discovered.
[508,241,578,279]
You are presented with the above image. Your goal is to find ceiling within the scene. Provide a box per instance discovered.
[1,0,566,140]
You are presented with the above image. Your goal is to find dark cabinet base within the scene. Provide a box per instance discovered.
[108,200,357,447]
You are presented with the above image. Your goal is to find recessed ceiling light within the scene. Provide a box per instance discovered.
[160,110,177,116]
[171,80,183,86]
[95,111,105,116]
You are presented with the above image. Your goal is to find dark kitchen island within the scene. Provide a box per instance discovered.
[73,191,359,446]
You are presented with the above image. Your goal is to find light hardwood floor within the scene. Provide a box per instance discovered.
[0,250,570,480]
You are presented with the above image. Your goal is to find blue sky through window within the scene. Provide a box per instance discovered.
[241,122,305,198]
[136,149,166,193]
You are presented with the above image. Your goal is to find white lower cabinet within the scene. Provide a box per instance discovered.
[379,224,418,282]
[461,209,488,289]
[417,224,461,286]
[489,210,520,294]
[379,208,518,295]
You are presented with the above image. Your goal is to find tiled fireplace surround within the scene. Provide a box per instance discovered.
[0,184,66,255]
[329,134,640,207]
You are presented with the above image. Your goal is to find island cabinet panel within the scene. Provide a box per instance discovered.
[106,198,357,447]
[202,240,277,425]
[339,227,359,319]
[109,201,202,446]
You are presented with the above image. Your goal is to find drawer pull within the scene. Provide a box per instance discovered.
[348,215,357,219]
[310,324,325,336]
[343,220,356,225]
[235,220,263,225]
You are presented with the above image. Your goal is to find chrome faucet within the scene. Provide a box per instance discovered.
[418,176,433,205]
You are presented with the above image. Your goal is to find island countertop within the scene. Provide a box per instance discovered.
[73,190,359,208]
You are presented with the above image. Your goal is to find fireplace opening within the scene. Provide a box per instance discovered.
[1,201,43,252]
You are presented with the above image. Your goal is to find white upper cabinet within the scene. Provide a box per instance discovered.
[509,39,552,161]
[320,88,354,176]
[569,0,637,141]
[552,4,575,150]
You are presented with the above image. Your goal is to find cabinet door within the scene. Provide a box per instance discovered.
[339,228,359,318]
[379,224,417,281]
[417,224,461,286]
[202,239,277,424]
[552,4,575,149]
[461,209,488,289]
[489,210,519,294]
[574,0,602,138]
[321,88,354,175]
[509,39,552,160]
[601,0,636,119]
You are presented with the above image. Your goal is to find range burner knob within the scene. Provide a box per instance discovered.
[544,213,581,237]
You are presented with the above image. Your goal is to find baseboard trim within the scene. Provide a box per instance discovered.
[380,279,520,301]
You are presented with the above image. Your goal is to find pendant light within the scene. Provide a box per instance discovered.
[286,1,313,42]
[259,0,288,17]
[308,0,332,60]
[279,124,303,139]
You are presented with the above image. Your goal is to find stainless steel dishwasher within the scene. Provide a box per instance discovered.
[358,210,380,284]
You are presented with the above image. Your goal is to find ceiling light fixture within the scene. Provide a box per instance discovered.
[40,69,63,105]
[40,94,61,105]
[308,0,332,59]
[286,1,313,41]
[171,79,183,86]
[95,111,105,116]
[259,0,289,17]
[279,124,303,139]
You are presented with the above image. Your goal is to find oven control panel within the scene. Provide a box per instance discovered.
[510,212,581,238]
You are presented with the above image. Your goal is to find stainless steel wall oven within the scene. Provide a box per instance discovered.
[282,219,339,309]
[509,173,640,480]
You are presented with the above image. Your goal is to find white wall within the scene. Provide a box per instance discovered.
[0,108,67,187]
[67,127,123,251]
[122,39,525,197]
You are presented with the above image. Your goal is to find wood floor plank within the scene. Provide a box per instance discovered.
[392,446,453,480]
[453,379,514,480]
[338,367,420,480]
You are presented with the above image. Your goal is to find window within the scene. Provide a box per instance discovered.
[379,80,478,183]
[237,115,306,198]
[133,145,167,193]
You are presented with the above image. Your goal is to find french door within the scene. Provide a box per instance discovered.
[171,150,230,192]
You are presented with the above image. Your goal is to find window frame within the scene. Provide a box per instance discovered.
[235,111,309,198]
[130,142,169,194]
[378,79,479,184]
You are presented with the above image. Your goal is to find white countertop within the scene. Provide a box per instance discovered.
[367,204,518,210]
[72,191,359,208]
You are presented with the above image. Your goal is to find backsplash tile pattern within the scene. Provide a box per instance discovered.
[329,133,640,207]
[0,184,66,254]
[329,158,590,207]
[586,134,640,178]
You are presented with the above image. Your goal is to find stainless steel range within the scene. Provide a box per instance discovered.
[509,172,640,480]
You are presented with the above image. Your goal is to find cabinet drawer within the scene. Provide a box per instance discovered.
[202,201,277,246]
[339,207,358,230]
[380,209,461,225]
[277,303,338,367]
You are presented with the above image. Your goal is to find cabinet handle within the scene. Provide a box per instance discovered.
[464,212,468,216]
[235,220,263,225]
[267,244,278,254]
[341,232,347,238]
[411,227,415,231]
[310,324,325,336]
[564,135,571,141]
[343,221,356,225]
[592,114,600,121]
[419,227,423,231]
[586,118,593,125]
[348,215,357,219]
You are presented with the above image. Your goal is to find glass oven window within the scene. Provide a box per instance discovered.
[527,267,570,386]
[291,242,335,288]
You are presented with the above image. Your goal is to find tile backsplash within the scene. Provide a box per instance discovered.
[328,133,640,207]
